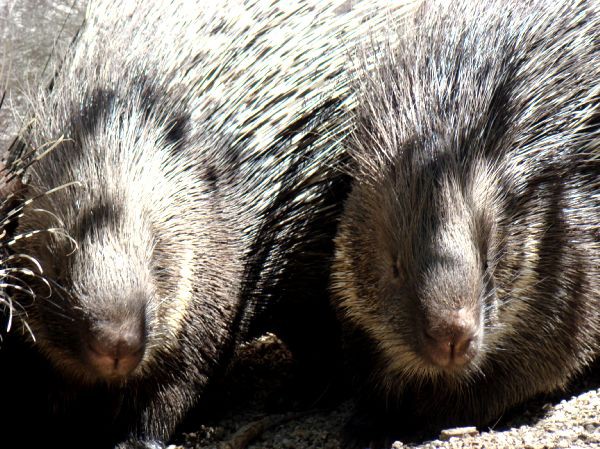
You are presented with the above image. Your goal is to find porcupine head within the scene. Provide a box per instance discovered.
[10,80,238,388]
[331,64,504,408]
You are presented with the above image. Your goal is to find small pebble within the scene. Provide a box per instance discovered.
[439,427,479,440]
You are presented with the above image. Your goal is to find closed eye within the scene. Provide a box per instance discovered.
[392,259,400,279]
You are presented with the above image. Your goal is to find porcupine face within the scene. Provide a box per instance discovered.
[10,78,231,386]
[333,137,502,385]
[331,1,516,387]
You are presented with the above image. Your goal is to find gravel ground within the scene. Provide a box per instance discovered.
[166,334,600,449]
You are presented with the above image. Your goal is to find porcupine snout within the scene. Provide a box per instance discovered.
[421,307,479,369]
[83,299,146,379]
[415,249,483,371]
[62,231,154,382]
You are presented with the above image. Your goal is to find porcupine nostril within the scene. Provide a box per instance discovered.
[421,308,479,369]
[85,316,146,378]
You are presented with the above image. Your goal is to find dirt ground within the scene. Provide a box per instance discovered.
[165,334,600,449]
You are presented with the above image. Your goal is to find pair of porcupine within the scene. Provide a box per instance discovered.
[1,0,599,448]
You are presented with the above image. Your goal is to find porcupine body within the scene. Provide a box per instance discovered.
[1,1,408,448]
[332,0,600,446]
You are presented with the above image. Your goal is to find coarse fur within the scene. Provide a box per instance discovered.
[2,1,412,448]
[0,91,38,336]
[332,0,600,445]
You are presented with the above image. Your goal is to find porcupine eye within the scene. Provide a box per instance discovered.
[150,228,169,281]
[481,244,491,273]
[391,258,400,279]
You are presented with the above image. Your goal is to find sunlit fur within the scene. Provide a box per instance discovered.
[4,0,415,447]
[332,0,600,441]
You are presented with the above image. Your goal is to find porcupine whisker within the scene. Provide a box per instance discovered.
[8,228,77,254]
[5,135,72,182]
[2,253,45,275]
[0,278,37,304]
[0,181,82,228]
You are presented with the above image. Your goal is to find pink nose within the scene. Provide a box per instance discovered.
[421,308,479,368]
[86,321,145,379]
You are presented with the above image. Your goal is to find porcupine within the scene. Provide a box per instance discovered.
[1,1,409,448]
[331,0,600,446]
